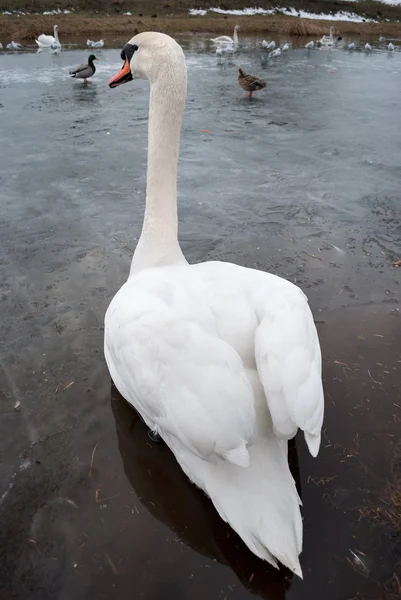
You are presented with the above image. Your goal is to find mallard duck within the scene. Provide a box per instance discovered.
[35,25,61,48]
[238,68,266,98]
[69,54,99,83]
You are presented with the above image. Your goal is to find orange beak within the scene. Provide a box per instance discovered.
[109,58,133,89]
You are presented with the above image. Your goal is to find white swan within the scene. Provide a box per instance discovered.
[105,32,324,577]
[210,25,239,45]
[35,25,61,48]
[318,26,334,47]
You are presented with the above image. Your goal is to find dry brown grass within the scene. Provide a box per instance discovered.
[1,13,401,41]
[283,17,326,36]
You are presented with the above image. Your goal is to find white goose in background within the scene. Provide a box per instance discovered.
[210,24,239,46]
[35,24,61,48]
[105,32,324,577]
[318,25,335,47]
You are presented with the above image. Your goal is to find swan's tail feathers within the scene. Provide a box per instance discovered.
[178,434,304,578]
[304,430,321,458]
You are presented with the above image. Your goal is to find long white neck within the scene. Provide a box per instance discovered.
[233,27,238,43]
[130,56,187,275]
[54,27,59,43]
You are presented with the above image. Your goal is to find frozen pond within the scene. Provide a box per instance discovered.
[0,37,400,599]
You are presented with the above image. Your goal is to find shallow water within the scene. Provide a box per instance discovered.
[0,37,400,599]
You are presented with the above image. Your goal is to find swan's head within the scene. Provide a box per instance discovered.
[109,31,185,89]
[235,25,240,31]
[54,24,59,32]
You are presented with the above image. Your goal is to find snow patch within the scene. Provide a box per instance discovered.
[189,6,378,22]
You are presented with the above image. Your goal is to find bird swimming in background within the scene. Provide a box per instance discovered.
[36,24,60,48]
[282,43,290,51]
[305,41,314,49]
[388,42,394,51]
[87,39,105,48]
[6,41,23,50]
[365,43,372,51]
[238,68,266,98]
[269,48,281,58]
[210,25,240,46]
[262,40,275,49]
[348,42,355,50]
[69,54,99,83]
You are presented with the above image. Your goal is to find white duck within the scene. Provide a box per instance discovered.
[318,26,334,47]
[105,32,324,577]
[210,25,239,46]
[35,24,61,48]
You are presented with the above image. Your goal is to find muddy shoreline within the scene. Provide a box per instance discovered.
[2,13,401,43]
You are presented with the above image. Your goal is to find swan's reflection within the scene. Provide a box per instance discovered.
[111,384,302,599]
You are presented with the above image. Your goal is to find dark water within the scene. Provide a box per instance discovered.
[0,37,400,599]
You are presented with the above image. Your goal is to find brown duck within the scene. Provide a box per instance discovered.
[238,68,266,98]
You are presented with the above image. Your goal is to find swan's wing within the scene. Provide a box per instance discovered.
[255,288,324,457]
[37,34,55,46]
[105,282,256,467]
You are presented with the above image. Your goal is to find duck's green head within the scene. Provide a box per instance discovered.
[88,54,98,63]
